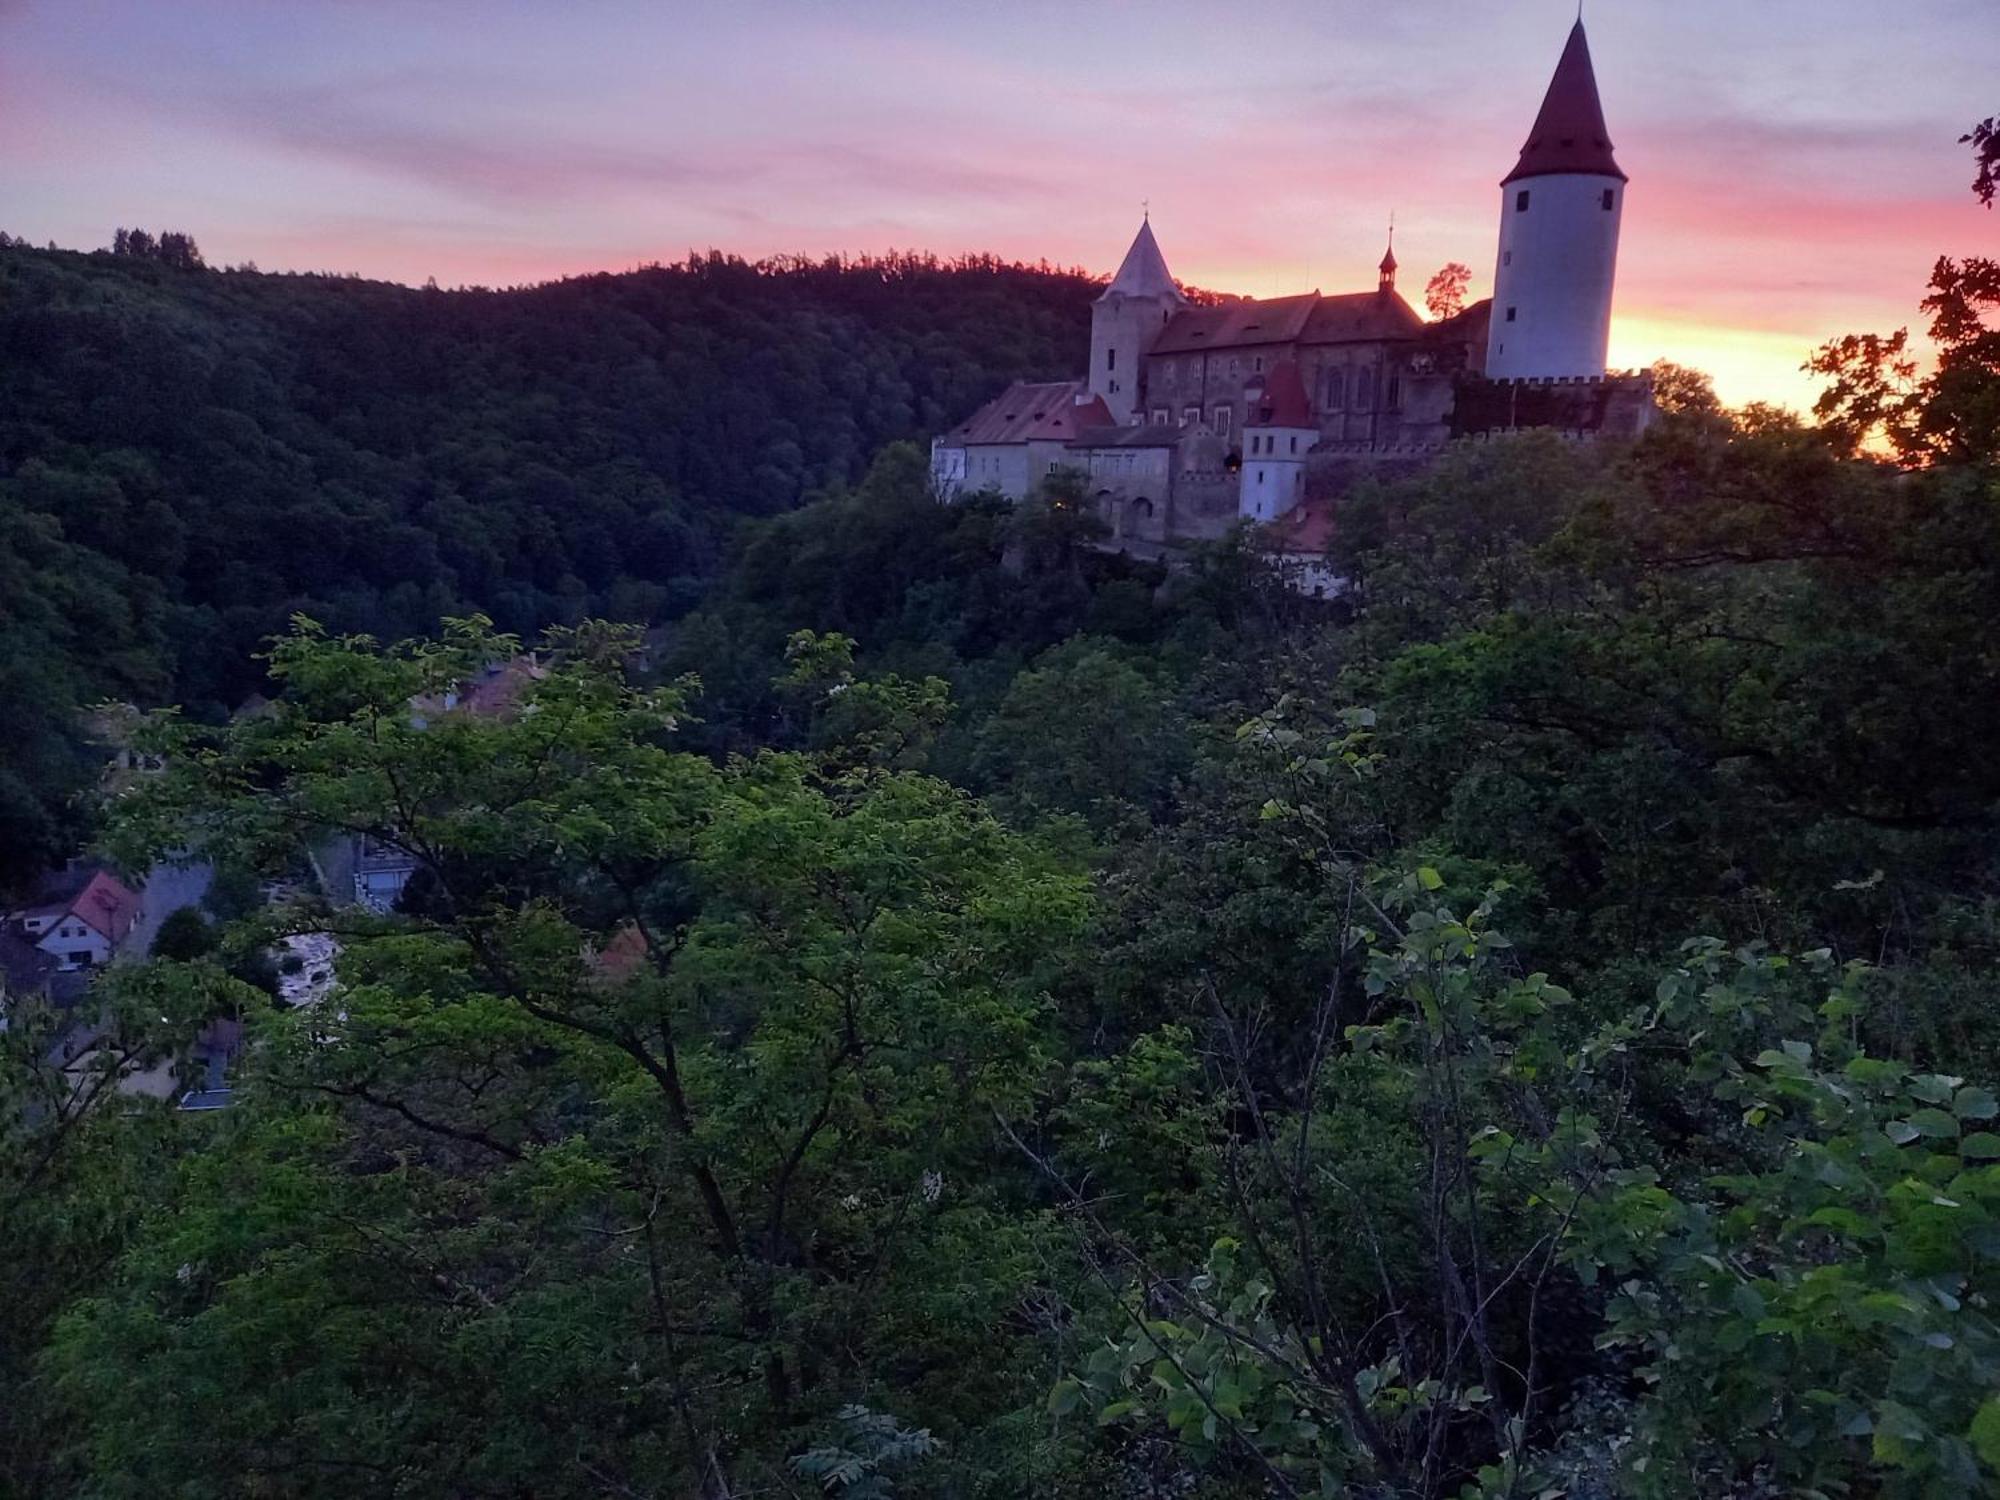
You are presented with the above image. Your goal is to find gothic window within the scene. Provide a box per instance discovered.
[1323,368,1345,410]
[1516,189,1531,212]
[1353,367,1375,411]
[1386,375,1401,410]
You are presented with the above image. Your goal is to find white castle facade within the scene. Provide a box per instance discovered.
[931,19,1653,567]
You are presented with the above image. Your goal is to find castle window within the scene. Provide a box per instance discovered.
[1107,347,1117,371]
[1182,406,1200,428]
[1151,408,1169,425]
[1515,189,1531,212]
[1602,188,1616,211]
[1257,469,1266,484]
[1253,356,1264,373]
[1323,369,1345,410]
[1386,376,1401,410]
[1506,306,1517,322]
[1289,435,1298,454]
[1353,368,1374,411]
[1212,406,1232,434]
[1503,250,1512,267]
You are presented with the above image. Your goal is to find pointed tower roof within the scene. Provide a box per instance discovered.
[1503,20,1625,184]
[1099,217,1187,304]
[1248,361,1313,428]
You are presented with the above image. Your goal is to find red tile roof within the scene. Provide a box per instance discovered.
[1504,20,1625,184]
[1260,495,1336,556]
[947,381,1111,444]
[1152,294,1321,355]
[1247,360,1313,428]
[64,870,141,946]
[1300,290,1425,345]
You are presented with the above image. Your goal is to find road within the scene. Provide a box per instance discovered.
[126,859,215,958]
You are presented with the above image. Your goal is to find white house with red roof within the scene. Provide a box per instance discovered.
[16,868,144,971]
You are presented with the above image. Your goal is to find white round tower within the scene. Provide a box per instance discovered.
[1091,217,1186,425]
[1485,20,1625,381]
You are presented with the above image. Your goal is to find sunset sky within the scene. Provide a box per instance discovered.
[3,0,1990,409]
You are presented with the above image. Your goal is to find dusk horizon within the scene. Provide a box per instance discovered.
[5,0,1991,410]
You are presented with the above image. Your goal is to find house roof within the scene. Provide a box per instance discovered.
[57,871,142,946]
[1299,290,1425,345]
[1504,20,1625,184]
[1069,423,1184,450]
[1152,288,1425,358]
[1100,218,1186,304]
[947,380,1112,445]
[1261,495,1337,557]
[1247,361,1313,428]
[1151,294,1320,355]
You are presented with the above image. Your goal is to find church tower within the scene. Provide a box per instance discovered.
[1091,217,1186,425]
[1485,20,1625,380]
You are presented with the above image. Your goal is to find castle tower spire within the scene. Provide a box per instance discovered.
[1378,219,1397,292]
[1485,18,1627,380]
[1091,216,1188,424]
[1503,19,1625,185]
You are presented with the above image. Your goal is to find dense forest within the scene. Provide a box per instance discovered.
[1,124,1997,1498]
[0,241,1096,882]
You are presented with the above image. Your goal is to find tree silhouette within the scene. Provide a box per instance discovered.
[1423,262,1471,321]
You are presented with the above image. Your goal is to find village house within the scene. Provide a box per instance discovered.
[12,866,145,972]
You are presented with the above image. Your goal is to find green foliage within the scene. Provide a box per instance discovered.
[0,242,1097,860]
[791,1405,941,1497]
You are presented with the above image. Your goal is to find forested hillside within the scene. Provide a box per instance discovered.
[0,242,1095,880]
[3,122,1996,1498]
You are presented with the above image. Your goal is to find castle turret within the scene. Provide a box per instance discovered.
[1238,361,1316,523]
[1378,235,1398,293]
[1091,217,1187,425]
[1485,20,1625,380]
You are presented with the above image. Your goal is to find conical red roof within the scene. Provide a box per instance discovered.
[1249,360,1312,428]
[1503,21,1625,184]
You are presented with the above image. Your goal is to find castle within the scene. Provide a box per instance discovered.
[930,18,1655,569]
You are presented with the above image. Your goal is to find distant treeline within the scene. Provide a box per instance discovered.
[0,238,1100,880]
